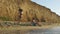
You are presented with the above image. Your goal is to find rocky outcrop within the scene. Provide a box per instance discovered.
[0,0,60,23]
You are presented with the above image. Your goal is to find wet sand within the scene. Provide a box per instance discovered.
[0,26,51,34]
[0,24,60,34]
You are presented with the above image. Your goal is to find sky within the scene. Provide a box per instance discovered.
[31,0,60,16]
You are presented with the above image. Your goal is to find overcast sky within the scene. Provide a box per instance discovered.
[31,0,60,16]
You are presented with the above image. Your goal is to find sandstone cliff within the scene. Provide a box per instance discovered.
[0,0,60,23]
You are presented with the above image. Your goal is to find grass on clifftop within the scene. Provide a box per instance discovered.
[0,16,12,21]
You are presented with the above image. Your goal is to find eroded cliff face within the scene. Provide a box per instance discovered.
[0,0,60,23]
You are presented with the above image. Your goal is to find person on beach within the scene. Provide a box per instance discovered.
[31,18,37,26]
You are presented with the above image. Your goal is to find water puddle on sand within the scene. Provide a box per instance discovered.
[26,26,60,34]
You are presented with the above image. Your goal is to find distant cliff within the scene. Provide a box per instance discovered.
[0,0,60,23]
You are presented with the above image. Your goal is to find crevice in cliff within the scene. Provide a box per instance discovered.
[16,8,23,21]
